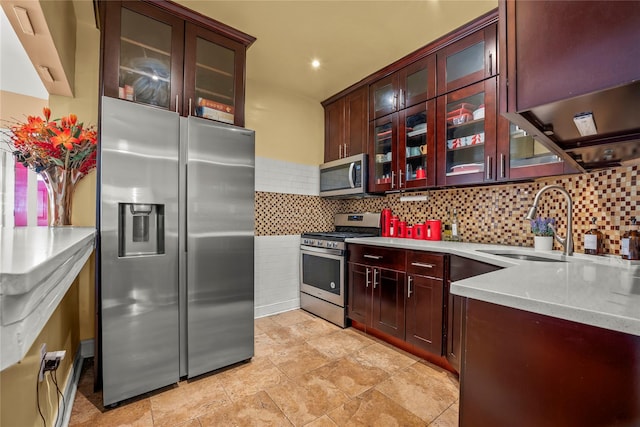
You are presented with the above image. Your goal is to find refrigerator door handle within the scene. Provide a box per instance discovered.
[184,163,188,252]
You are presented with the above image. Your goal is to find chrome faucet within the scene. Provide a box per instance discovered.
[525,184,574,256]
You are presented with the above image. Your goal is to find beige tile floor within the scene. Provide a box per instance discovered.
[69,309,459,426]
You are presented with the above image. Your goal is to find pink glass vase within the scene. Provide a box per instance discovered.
[39,166,82,226]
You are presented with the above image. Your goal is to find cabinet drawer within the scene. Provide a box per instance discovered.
[406,251,445,278]
[348,245,406,271]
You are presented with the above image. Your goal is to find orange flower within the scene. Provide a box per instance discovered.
[43,107,51,122]
[68,114,77,125]
[51,128,79,150]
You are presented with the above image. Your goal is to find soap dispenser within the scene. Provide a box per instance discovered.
[584,217,604,255]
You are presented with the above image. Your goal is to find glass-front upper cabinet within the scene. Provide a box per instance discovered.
[100,1,254,126]
[370,114,398,193]
[370,56,436,120]
[184,23,245,125]
[102,1,184,111]
[499,122,566,181]
[437,24,497,95]
[437,79,497,186]
[400,101,436,189]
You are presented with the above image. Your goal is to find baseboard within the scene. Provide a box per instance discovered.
[59,345,85,427]
[254,298,300,318]
[80,339,94,358]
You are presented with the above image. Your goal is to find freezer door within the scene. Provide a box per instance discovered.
[186,117,255,378]
[100,97,180,405]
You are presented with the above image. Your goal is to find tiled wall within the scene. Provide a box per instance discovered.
[256,164,639,255]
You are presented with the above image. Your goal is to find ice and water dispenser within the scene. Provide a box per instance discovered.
[118,203,165,257]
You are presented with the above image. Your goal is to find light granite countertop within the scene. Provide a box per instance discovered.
[345,237,640,337]
[0,227,95,370]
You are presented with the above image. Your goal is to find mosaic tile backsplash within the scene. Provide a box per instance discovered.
[255,165,639,255]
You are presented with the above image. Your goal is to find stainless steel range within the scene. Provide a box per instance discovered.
[300,212,381,327]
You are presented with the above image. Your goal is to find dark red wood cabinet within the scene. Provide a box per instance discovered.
[323,86,368,162]
[347,245,407,340]
[99,0,254,126]
[436,23,497,96]
[460,299,640,427]
[405,252,446,355]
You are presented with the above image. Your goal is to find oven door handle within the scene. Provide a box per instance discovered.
[301,246,344,257]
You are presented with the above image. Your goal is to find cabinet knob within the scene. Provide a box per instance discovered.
[391,170,396,189]
[366,267,371,288]
[408,275,413,298]
[175,95,179,113]
[339,144,343,158]
[486,156,492,180]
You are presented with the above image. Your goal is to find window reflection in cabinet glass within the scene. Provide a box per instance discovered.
[374,122,393,185]
[194,37,235,116]
[404,111,427,181]
[445,93,485,176]
[119,8,172,108]
[446,41,484,84]
[374,83,395,116]
[509,123,562,169]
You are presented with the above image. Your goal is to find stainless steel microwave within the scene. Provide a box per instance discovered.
[319,153,368,198]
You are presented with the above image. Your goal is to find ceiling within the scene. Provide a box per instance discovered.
[182,0,498,102]
[2,0,498,104]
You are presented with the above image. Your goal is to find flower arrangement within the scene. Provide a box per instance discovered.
[530,217,555,236]
[3,107,97,175]
[3,107,97,226]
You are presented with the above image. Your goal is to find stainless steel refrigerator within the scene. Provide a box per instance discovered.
[99,96,254,406]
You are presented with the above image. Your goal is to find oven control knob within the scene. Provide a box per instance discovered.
[330,282,336,289]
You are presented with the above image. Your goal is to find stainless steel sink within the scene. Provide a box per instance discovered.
[476,250,567,263]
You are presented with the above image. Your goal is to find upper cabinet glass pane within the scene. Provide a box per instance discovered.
[404,110,427,182]
[445,92,485,176]
[405,68,428,103]
[373,83,395,116]
[446,41,484,84]
[509,123,563,169]
[193,37,235,123]
[119,8,172,108]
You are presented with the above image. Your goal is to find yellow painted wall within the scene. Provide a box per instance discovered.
[0,280,81,427]
[0,90,47,120]
[246,78,324,166]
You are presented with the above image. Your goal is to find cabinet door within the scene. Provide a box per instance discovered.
[370,74,399,120]
[184,23,246,126]
[437,78,497,186]
[446,292,465,373]
[400,100,436,189]
[437,23,497,95]
[347,263,370,325]
[406,274,444,355]
[497,117,565,181]
[399,55,436,109]
[101,1,184,111]
[369,114,399,192]
[345,86,368,158]
[324,98,346,162]
[371,268,405,339]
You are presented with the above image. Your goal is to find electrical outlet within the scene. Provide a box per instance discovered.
[39,343,47,382]
[43,350,66,372]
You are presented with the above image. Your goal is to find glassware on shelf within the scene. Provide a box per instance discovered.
[445,93,485,176]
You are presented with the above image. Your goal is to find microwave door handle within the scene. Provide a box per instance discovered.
[348,162,356,188]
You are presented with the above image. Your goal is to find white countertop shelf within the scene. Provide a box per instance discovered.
[1,227,96,370]
[345,237,640,337]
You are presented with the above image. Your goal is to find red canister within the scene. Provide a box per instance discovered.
[381,208,392,237]
[425,219,442,241]
[406,226,414,239]
[390,215,400,237]
[414,223,426,239]
[398,221,407,238]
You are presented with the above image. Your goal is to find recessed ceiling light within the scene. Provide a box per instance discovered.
[311,59,320,69]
